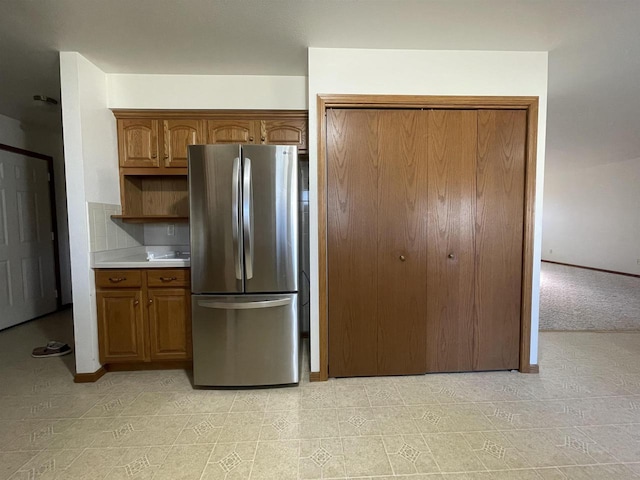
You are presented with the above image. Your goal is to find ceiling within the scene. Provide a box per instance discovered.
[1,0,639,170]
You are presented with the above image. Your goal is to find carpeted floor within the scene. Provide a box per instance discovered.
[539,262,640,331]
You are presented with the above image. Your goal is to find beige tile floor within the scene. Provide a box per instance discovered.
[1,311,640,479]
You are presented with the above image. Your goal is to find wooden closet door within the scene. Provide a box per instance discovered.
[377,111,429,375]
[426,110,477,373]
[475,110,526,370]
[327,109,379,377]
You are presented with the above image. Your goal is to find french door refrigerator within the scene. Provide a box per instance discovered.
[188,144,299,386]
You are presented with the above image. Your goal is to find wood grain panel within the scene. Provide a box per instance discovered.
[147,288,192,361]
[140,177,188,216]
[327,109,379,377]
[118,119,159,168]
[426,110,477,373]
[376,110,429,375]
[261,119,307,152]
[95,269,142,288]
[206,120,257,144]
[162,119,203,168]
[97,290,145,363]
[146,268,190,287]
[474,110,526,371]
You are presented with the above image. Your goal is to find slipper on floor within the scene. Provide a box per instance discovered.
[32,341,72,358]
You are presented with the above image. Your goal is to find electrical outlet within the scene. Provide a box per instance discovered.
[167,224,175,236]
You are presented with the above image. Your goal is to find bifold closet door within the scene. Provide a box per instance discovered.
[327,109,429,377]
[327,110,379,377]
[426,110,477,373]
[474,110,526,371]
[376,111,428,375]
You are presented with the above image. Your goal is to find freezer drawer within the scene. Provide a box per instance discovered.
[192,294,300,386]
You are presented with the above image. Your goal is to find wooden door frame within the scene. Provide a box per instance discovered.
[314,94,539,381]
[0,143,62,311]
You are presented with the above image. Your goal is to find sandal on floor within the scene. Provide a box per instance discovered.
[32,341,72,358]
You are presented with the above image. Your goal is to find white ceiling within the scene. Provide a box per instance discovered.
[1,0,639,169]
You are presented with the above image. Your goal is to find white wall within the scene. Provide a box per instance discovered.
[543,158,640,275]
[308,48,549,371]
[0,114,28,145]
[0,113,72,305]
[108,74,307,109]
[60,52,119,374]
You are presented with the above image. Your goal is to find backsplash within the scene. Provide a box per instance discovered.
[144,223,190,246]
[87,202,143,252]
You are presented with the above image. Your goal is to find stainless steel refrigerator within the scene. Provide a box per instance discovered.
[188,144,299,386]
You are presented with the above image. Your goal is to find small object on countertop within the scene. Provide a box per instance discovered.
[32,341,72,358]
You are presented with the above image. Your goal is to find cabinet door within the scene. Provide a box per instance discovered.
[162,119,203,168]
[118,119,160,168]
[260,119,307,152]
[206,120,257,144]
[147,288,192,360]
[97,290,146,363]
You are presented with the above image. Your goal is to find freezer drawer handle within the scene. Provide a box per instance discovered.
[197,298,292,310]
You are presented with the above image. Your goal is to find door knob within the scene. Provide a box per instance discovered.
[399,255,406,262]
[448,253,455,259]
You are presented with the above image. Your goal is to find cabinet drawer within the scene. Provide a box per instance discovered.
[147,269,190,287]
[96,270,142,288]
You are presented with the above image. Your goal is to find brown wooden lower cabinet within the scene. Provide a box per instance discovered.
[96,268,191,367]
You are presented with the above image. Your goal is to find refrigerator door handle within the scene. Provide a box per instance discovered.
[243,157,254,279]
[232,157,242,280]
[197,298,292,309]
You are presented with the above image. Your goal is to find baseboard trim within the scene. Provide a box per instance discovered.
[542,260,640,278]
[74,366,107,383]
[105,361,192,372]
[309,371,328,382]
[521,364,539,374]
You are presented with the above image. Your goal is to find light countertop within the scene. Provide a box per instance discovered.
[91,246,190,269]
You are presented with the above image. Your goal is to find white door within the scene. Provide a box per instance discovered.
[0,149,57,329]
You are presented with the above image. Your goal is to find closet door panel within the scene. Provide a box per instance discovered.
[327,109,379,377]
[426,110,477,373]
[475,110,526,371]
[377,111,429,375]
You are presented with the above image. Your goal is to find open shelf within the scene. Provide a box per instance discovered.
[120,175,189,222]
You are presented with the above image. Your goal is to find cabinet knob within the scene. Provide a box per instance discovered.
[134,299,139,306]
[151,153,157,159]
[399,255,406,262]
[164,154,169,159]
[148,299,153,304]
[109,277,126,283]
[249,136,254,142]
[160,276,177,282]
[448,253,455,259]
[261,136,266,142]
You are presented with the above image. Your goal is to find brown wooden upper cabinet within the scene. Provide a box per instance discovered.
[206,120,257,144]
[118,119,160,168]
[117,118,204,172]
[207,119,307,153]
